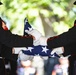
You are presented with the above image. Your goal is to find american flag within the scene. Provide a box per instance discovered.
[22,18,60,57]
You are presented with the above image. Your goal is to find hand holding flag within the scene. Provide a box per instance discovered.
[13,18,64,61]
[24,18,42,44]
[22,18,64,57]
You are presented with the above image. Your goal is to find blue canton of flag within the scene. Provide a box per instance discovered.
[24,18,33,31]
[23,18,32,36]
[22,18,60,57]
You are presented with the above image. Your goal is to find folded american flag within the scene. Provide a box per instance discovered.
[22,18,60,57]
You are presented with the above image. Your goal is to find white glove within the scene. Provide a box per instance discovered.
[41,56,48,60]
[33,36,47,46]
[33,39,43,46]
[39,36,47,46]
[60,55,71,59]
[18,51,34,61]
[12,47,27,54]
[51,47,64,55]
[25,29,42,41]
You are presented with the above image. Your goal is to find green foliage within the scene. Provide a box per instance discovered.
[0,0,76,35]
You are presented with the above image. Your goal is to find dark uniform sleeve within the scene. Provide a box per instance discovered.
[1,44,18,61]
[63,43,76,56]
[47,26,76,49]
[0,26,33,48]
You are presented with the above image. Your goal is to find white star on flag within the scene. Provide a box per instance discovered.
[27,47,34,52]
[28,27,33,31]
[42,46,49,53]
[25,27,33,32]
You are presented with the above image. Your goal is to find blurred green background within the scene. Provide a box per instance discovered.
[0,0,76,37]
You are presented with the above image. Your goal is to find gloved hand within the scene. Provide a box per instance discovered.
[33,39,40,46]
[51,47,64,55]
[18,50,34,61]
[12,47,27,54]
[39,36,47,46]
[25,29,42,42]
[60,55,71,59]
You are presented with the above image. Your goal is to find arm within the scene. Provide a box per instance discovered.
[0,26,33,47]
[1,44,18,61]
[47,27,76,49]
[63,43,76,56]
[38,26,76,55]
